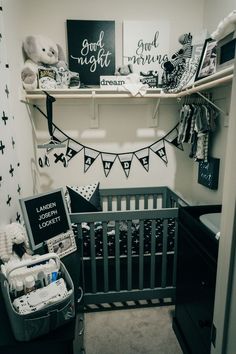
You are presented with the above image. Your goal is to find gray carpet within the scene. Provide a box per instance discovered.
[84,306,183,354]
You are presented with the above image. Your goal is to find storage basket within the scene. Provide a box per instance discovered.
[0,253,75,341]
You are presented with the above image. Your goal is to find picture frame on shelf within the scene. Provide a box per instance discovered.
[195,38,217,81]
[46,230,77,258]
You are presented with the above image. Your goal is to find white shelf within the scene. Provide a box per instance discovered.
[23,65,234,101]
[21,65,234,128]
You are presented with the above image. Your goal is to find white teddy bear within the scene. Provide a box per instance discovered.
[211,10,236,41]
[0,222,30,263]
[21,35,80,90]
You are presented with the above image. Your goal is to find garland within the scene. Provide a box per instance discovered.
[33,96,183,177]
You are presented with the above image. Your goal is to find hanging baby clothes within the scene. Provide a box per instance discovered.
[178,100,218,162]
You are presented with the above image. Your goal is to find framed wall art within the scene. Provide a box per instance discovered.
[123,21,170,85]
[67,20,115,86]
[195,38,217,81]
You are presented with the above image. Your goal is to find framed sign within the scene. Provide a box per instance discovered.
[195,38,217,81]
[20,188,73,251]
[67,20,115,86]
[123,21,170,85]
[198,157,220,190]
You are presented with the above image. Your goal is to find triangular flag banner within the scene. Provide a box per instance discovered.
[66,139,84,161]
[84,148,100,172]
[52,127,68,144]
[101,153,117,177]
[150,140,168,165]
[134,148,150,171]
[165,126,184,151]
[118,153,133,177]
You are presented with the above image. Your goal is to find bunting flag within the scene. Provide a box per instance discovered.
[135,148,150,171]
[66,139,83,161]
[84,148,100,172]
[118,153,133,177]
[164,125,184,150]
[33,100,184,177]
[101,153,117,177]
[150,140,168,165]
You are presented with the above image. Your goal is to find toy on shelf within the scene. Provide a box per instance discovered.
[21,35,80,90]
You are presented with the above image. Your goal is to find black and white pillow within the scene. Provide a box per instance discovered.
[66,182,101,213]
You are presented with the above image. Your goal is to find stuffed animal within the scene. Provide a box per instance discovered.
[211,10,236,41]
[21,35,80,90]
[115,64,133,76]
[161,33,193,92]
[0,222,29,263]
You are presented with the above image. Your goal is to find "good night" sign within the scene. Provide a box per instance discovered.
[67,20,115,86]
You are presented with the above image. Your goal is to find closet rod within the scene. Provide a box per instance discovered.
[196,91,227,115]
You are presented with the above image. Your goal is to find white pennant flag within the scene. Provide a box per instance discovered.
[150,140,168,165]
[118,153,133,177]
[135,148,150,171]
[101,153,117,177]
[84,148,100,172]
[52,127,68,143]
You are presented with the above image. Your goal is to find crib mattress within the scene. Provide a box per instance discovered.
[199,212,221,238]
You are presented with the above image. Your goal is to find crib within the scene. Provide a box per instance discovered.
[70,186,187,311]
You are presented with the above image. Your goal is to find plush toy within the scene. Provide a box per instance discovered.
[161,33,193,92]
[0,222,30,263]
[21,35,80,90]
[115,64,133,76]
[211,10,236,41]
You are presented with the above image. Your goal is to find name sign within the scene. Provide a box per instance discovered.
[20,188,71,250]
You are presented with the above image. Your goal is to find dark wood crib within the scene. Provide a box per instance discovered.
[70,186,187,311]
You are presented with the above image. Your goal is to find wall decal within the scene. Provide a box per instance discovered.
[67,20,115,86]
[0,4,22,224]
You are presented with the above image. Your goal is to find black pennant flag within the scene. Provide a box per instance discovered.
[135,148,150,171]
[66,139,83,161]
[84,148,100,172]
[101,153,117,177]
[150,140,168,165]
[118,153,133,177]
[165,125,184,150]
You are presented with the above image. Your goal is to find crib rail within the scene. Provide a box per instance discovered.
[70,187,184,307]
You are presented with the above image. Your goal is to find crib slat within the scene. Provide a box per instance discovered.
[115,221,120,291]
[139,220,144,290]
[150,219,156,289]
[126,195,131,210]
[144,195,148,209]
[108,196,112,211]
[153,194,157,209]
[103,222,109,292]
[117,196,122,210]
[127,220,132,291]
[135,195,139,210]
[161,219,168,288]
[90,224,97,293]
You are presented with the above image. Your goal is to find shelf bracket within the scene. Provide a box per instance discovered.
[90,90,99,128]
[150,98,160,127]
